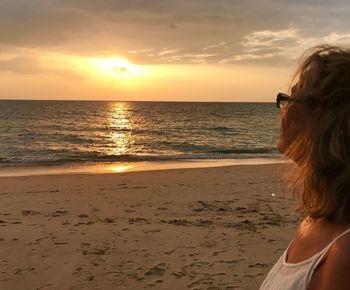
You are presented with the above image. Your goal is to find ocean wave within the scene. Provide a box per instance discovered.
[211,148,278,154]
[0,151,281,166]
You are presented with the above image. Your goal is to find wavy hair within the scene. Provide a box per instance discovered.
[283,45,350,222]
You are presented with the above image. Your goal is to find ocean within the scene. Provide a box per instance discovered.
[0,100,281,167]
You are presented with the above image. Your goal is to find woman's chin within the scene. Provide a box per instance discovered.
[277,140,290,156]
[277,141,285,154]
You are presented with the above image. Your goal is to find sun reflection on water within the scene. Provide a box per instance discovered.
[109,164,135,173]
[107,102,133,156]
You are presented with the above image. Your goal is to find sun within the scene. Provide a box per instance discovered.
[91,57,140,79]
[45,52,153,87]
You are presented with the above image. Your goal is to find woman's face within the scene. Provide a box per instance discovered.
[277,87,320,155]
[277,98,303,154]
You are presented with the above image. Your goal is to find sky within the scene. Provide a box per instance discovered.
[1,0,350,102]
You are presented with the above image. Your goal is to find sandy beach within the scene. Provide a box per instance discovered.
[0,163,299,290]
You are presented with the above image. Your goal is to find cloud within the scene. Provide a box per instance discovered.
[0,56,44,74]
[211,28,350,65]
[203,42,228,51]
[0,52,84,80]
[241,29,298,50]
[222,29,299,63]
[321,32,350,44]
[0,0,88,47]
[1,0,350,66]
[157,49,179,56]
[124,28,350,65]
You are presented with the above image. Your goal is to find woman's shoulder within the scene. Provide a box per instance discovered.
[326,231,350,267]
[308,225,350,290]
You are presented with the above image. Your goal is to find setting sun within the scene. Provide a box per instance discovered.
[91,57,138,79]
[45,53,150,85]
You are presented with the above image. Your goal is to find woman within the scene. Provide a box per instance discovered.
[260,45,350,290]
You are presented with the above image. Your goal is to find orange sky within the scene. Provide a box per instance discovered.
[1,1,350,102]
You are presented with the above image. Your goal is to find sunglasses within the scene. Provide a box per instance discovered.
[276,93,321,109]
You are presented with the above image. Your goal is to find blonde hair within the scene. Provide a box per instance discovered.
[284,45,350,222]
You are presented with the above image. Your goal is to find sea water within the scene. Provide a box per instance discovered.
[0,100,281,167]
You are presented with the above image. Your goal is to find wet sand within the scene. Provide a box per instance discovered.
[0,163,298,290]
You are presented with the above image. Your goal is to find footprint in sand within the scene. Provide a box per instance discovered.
[22,210,40,216]
[145,263,167,276]
[171,271,187,278]
[125,209,135,213]
[86,275,94,281]
[128,273,145,282]
[102,217,115,224]
[83,248,109,255]
[146,279,163,287]
[49,210,68,217]
[194,219,213,227]
[162,219,192,226]
[248,262,271,269]
[78,214,89,218]
[128,218,150,224]
[81,243,109,256]
[156,207,168,211]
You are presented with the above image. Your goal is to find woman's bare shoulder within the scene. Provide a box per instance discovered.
[309,230,350,290]
[327,232,350,267]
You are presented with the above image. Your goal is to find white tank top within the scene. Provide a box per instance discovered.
[260,228,350,290]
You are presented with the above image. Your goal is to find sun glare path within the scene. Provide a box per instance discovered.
[107,102,132,155]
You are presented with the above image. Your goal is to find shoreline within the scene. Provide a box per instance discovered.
[0,157,288,177]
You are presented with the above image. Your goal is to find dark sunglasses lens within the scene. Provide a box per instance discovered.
[279,99,288,108]
[276,94,289,109]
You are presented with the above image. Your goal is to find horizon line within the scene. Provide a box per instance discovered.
[0,98,274,103]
